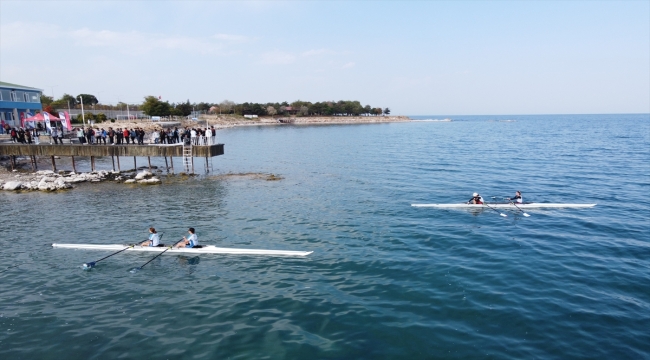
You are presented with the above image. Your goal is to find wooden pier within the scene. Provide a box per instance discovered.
[0,143,224,173]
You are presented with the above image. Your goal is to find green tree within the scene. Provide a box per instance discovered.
[95,113,107,122]
[77,94,99,106]
[196,102,211,112]
[61,93,78,107]
[383,107,390,115]
[141,96,171,116]
[175,100,192,117]
[41,95,53,106]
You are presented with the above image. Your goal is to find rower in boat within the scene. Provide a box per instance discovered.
[175,227,200,248]
[507,191,523,204]
[139,227,162,247]
[467,193,484,204]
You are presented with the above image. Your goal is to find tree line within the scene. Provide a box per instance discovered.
[141,97,391,117]
[42,94,391,118]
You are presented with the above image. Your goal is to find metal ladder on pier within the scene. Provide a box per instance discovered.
[182,139,193,173]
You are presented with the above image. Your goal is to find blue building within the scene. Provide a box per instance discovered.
[0,81,43,129]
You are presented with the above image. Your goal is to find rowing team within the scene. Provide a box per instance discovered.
[468,191,522,205]
[138,227,200,248]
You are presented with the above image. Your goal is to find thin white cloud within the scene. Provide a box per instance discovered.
[212,33,251,43]
[0,21,244,55]
[260,50,297,65]
[301,49,329,57]
[342,62,356,69]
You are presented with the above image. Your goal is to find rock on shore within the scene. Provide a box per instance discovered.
[1,169,162,192]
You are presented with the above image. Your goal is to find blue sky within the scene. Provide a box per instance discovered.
[1,1,648,115]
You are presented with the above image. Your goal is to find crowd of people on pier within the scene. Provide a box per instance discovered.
[4,123,65,145]
[3,122,219,146]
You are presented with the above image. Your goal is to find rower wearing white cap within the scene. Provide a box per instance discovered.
[468,193,484,204]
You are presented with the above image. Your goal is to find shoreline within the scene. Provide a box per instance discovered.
[0,115,410,191]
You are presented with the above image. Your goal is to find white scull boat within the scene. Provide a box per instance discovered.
[52,243,313,257]
[411,203,596,209]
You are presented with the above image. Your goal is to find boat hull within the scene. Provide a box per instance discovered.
[52,243,313,257]
[411,203,596,209]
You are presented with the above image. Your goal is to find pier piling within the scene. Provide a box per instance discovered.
[51,156,56,172]
[71,156,77,173]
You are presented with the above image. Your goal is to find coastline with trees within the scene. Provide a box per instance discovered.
[41,94,406,122]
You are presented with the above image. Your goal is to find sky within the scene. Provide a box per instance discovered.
[0,1,648,115]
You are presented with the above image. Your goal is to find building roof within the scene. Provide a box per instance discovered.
[0,81,43,92]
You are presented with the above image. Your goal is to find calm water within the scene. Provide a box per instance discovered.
[1,114,649,359]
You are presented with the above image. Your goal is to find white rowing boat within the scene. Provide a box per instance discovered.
[411,203,596,209]
[52,243,313,257]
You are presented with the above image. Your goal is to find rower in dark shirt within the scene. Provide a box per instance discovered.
[507,191,523,204]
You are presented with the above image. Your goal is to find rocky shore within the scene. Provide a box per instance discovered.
[0,168,162,192]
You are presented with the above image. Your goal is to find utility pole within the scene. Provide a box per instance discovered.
[79,96,85,126]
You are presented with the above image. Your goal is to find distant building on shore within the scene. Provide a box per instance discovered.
[0,81,43,128]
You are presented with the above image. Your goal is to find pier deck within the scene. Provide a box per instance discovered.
[0,143,224,173]
[0,143,223,157]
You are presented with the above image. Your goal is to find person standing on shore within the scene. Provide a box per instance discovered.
[190,128,197,145]
[86,128,94,145]
[76,128,84,144]
[51,126,59,144]
[10,128,17,142]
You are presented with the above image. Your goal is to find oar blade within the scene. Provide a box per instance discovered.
[82,261,96,269]
[523,213,531,217]
[500,213,507,217]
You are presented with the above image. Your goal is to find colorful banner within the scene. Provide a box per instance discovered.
[59,112,70,131]
[43,112,52,130]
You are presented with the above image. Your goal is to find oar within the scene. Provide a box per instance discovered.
[83,245,135,269]
[509,200,530,217]
[82,234,164,269]
[131,238,184,272]
[483,203,507,217]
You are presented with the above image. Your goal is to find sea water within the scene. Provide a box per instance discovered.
[0,114,648,359]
